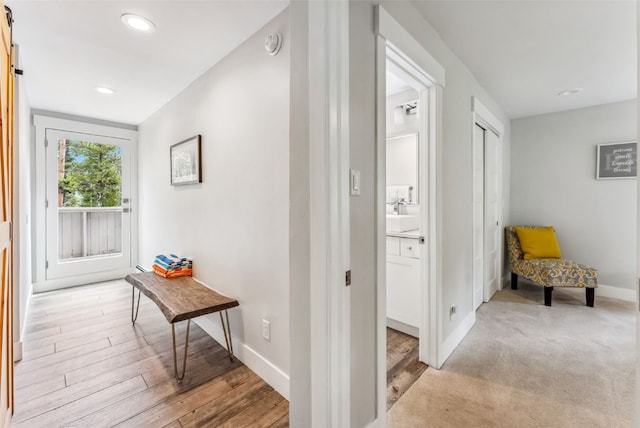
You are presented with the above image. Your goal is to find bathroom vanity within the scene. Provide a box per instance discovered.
[386,228,420,337]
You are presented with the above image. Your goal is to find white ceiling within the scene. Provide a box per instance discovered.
[7,1,288,125]
[387,70,412,96]
[7,1,637,124]
[411,0,637,119]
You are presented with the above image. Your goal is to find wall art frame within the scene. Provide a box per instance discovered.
[596,141,637,180]
[170,135,202,185]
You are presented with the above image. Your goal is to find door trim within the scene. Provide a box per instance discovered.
[33,115,138,292]
[472,97,505,305]
[308,1,351,426]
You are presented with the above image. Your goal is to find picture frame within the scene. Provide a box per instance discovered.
[596,141,637,180]
[170,135,202,185]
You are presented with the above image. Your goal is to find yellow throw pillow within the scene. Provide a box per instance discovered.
[514,226,562,260]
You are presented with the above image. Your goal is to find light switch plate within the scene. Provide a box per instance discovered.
[350,169,361,196]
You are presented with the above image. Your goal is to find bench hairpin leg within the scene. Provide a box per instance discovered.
[131,287,141,324]
[220,310,234,362]
[172,320,191,382]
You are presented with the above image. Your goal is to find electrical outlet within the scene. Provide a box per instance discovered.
[262,319,271,341]
[450,304,457,319]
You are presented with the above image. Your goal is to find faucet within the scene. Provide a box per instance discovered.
[393,198,407,215]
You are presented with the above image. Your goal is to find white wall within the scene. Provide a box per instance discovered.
[348,5,377,425]
[137,10,290,395]
[288,1,311,424]
[14,46,32,355]
[511,100,637,291]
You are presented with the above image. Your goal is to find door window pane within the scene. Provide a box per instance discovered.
[57,139,123,260]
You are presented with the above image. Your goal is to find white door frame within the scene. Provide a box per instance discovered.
[472,97,505,305]
[308,0,351,426]
[375,5,446,423]
[33,115,138,292]
[472,123,485,310]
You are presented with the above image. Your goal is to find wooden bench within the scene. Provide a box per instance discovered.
[125,270,239,382]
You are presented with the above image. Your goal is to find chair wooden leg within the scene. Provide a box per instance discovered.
[586,288,595,307]
[511,273,518,290]
[544,286,553,306]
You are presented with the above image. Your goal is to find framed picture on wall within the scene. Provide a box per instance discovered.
[171,135,202,185]
[596,141,637,180]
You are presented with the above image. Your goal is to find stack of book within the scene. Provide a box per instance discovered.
[153,254,193,278]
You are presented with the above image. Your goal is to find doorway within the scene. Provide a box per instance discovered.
[45,129,132,281]
[33,115,138,292]
[376,5,447,417]
[384,68,428,409]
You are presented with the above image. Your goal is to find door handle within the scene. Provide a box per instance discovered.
[123,208,131,213]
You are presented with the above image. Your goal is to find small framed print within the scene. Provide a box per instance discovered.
[170,135,202,185]
[596,141,637,180]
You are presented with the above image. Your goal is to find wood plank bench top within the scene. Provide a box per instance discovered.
[125,272,239,323]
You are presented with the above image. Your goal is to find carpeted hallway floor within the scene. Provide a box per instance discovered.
[388,281,636,427]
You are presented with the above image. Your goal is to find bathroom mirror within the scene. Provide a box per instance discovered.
[387,133,419,203]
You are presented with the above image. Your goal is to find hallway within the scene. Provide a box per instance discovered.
[12,280,288,427]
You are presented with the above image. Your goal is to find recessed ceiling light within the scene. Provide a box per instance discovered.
[558,88,583,96]
[94,86,115,95]
[121,13,155,33]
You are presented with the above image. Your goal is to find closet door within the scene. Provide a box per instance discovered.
[484,129,501,302]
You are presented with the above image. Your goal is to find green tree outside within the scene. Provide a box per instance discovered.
[58,140,122,207]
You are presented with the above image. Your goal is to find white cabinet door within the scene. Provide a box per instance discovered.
[387,252,420,328]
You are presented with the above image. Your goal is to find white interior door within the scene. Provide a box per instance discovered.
[472,124,485,310]
[483,128,501,301]
[45,129,132,281]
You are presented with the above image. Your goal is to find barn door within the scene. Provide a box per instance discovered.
[0,3,14,423]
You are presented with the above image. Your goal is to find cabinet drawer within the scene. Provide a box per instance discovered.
[386,236,400,256]
[400,238,420,259]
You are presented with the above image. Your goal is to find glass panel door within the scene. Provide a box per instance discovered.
[45,129,132,280]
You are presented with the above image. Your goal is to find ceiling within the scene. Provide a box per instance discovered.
[6,1,637,124]
[387,71,412,96]
[7,1,288,125]
[412,0,637,119]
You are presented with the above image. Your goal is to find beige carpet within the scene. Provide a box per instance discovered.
[388,281,636,427]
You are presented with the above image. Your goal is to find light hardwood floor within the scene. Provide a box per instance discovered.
[12,280,289,427]
[386,328,427,410]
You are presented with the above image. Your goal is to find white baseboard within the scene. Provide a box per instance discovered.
[367,418,384,428]
[438,311,476,369]
[194,315,290,400]
[558,283,636,302]
[595,284,635,302]
[33,267,134,293]
[15,281,33,362]
[20,281,33,338]
[13,341,22,362]
[386,317,418,338]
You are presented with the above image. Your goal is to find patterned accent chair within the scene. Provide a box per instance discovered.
[505,226,598,307]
